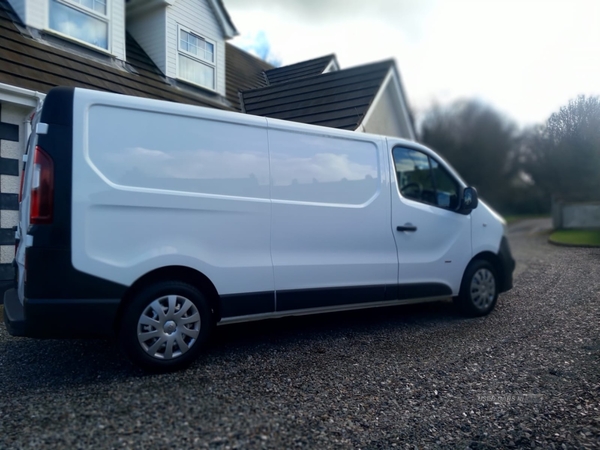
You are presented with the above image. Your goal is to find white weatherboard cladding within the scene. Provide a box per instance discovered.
[362,81,405,138]
[127,7,166,72]
[26,0,45,30]
[362,72,415,141]
[111,0,126,60]
[267,126,398,292]
[73,90,273,295]
[166,0,225,95]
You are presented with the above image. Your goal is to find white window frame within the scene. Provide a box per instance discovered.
[46,0,112,53]
[176,24,217,92]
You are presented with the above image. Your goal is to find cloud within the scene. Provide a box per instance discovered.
[223,0,435,29]
[224,0,600,126]
[234,30,282,67]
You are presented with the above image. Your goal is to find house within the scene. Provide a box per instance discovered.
[0,0,415,295]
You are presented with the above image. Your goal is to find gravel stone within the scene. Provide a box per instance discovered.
[0,218,599,449]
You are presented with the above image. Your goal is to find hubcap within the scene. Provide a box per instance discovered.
[470,268,496,310]
[163,320,177,334]
[137,295,201,360]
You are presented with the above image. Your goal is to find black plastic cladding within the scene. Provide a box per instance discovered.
[498,236,515,293]
[26,87,127,300]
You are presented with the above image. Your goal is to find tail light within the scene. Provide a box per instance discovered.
[30,146,54,224]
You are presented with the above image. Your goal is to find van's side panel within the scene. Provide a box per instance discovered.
[71,91,274,311]
[267,120,398,311]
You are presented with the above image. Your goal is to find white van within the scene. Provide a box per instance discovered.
[3,87,514,372]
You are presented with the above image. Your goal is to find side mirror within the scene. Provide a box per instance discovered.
[460,187,479,213]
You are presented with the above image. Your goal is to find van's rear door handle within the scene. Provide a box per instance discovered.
[397,224,417,232]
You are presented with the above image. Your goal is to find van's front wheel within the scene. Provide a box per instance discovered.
[119,282,213,372]
[455,260,498,317]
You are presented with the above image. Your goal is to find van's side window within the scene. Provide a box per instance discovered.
[393,147,459,211]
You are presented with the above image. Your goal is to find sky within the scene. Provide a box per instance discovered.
[222,0,600,127]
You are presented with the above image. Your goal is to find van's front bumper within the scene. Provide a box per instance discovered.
[498,236,515,293]
[3,288,120,338]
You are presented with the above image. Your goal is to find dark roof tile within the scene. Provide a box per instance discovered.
[225,43,273,110]
[265,54,337,84]
[242,60,393,130]
[0,0,230,110]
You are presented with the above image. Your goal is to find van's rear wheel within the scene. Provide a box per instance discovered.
[455,260,498,317]
[119,282,212,372]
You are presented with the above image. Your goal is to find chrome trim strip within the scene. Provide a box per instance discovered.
[218,296,448,326]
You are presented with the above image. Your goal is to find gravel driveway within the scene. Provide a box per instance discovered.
[1,218,599,449]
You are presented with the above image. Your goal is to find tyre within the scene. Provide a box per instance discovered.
[119,281,213,372]
[455,259,498,317]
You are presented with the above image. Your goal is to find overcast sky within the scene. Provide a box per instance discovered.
[222,0,600,127]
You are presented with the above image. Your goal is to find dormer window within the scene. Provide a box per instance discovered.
[177,25,216,90]
[49,0,109,50]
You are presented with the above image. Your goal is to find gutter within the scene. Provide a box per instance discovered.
[0,82,45,108]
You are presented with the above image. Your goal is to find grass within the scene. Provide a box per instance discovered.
[549,229,600,247]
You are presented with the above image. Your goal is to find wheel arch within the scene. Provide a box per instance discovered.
[113,266,222,331]
[469,251,506,292]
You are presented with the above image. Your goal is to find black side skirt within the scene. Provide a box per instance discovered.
[220,283,453,318]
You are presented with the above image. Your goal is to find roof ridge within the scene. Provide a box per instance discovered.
[264,54,336,74]
[243,59,394,95]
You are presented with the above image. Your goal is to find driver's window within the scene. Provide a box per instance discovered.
[392,147,459,211]
[393,147,436,204]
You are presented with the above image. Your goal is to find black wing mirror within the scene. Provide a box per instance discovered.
[460,187,479,214]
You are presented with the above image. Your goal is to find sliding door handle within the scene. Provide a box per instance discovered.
[397,224,417,232]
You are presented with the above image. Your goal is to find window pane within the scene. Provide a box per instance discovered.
[94,0,107,14]
[178,54,215,89]
[430,159,460,210]
[205,42,214,62]
[179,29,214,63]
[392,147,435,203]
[50,0,108,49]
[71,0,106,15]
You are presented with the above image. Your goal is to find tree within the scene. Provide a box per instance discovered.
[419,99,518,211]
[520,95,600,201]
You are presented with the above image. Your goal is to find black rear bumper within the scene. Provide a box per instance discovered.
[3,288,120,338]
[3,288,25,336]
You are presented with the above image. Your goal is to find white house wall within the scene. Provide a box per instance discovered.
[111,0,126,61]
[166,0,226,96]
[25,0,45,29]
[127,7,167,73]
[362,73,415,141]
[362,81,406,139]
